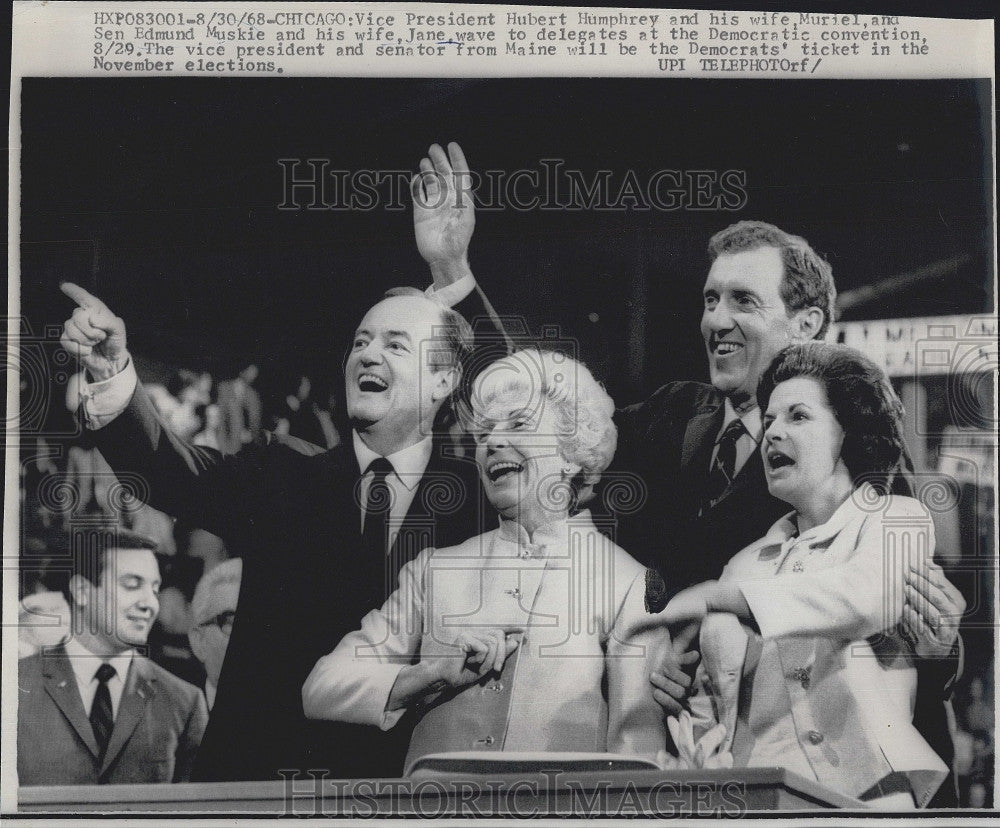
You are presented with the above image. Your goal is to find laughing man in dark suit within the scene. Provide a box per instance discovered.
[56,148,500,781]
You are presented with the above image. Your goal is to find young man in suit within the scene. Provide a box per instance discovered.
[56,148,498,782]
[17,530,207,786]
[417,143,966,805]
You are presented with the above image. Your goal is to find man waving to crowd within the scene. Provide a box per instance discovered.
[57,146,499,782]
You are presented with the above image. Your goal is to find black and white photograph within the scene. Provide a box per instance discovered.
[7,4,997,818]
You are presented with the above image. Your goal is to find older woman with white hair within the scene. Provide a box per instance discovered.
[303,348,668,770]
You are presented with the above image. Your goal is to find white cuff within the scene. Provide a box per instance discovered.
[380,707,407,730]
[425,274,476,308]
[78,359,137,430]
[373,663,409,730]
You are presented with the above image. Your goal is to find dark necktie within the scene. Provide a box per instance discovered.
[703,418,746,511]
[361,457,395,604]
[90,662,116,761]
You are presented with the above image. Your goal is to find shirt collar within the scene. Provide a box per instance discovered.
[722,398,763,444]
[496,509,596,552]
[764,484,875,546]
[352,431,434,492]
[63,636,134,686]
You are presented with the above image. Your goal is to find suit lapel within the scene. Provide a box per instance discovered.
[681,395,770,514]
[42,649,101,759]
[710,442,765,511]
[680,403,725,507]
[680,402,723,472]
[739,448,767,492]
[388,444,466,580]
[315,443,363,543]
[319,443,360,505]
[99,657,154,777]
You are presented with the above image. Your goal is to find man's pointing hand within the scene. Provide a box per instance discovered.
[59,282,130,381]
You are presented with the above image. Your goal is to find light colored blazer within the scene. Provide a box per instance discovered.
[696,489,948,806]
[17,647,208,786]
[304,511,666,771]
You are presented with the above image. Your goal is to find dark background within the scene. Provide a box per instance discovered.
[19,77,993,412]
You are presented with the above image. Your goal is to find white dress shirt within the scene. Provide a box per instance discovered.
[63,636,134,720]
[204,679,218,712]
[353,431,434,551]
[78,361,435,559]
[710,398,763,478]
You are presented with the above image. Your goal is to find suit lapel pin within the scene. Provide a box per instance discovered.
[792,560,804,573]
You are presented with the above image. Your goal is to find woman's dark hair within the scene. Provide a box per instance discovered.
[756,342,905,490]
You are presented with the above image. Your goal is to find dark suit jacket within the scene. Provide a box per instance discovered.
[606,381,790,592]
[93,382,490,782]
[17,648,207,786]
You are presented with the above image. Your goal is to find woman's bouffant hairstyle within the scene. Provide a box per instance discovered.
[756,342,906,491]
[469,348,617,507]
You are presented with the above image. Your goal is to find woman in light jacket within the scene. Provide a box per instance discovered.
[303,349,667,772]
[655,343,948,808]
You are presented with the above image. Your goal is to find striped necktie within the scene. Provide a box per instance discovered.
[703,418,746,511]
[89,662,116,761]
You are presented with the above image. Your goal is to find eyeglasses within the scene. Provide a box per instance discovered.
[198,610,236,635]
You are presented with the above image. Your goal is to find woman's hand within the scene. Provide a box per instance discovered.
[431,628,521,688]
[658,711,733,770]
[629,580,751,641]
[386,628,521,713]
[649,622,700,716]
